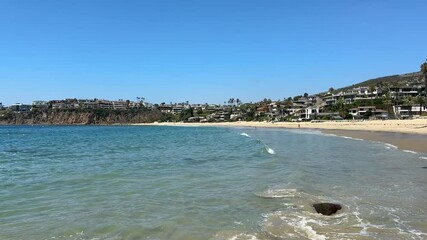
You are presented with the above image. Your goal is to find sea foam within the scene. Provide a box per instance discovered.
[384,143,398,149]
[340,136,363,141]
[266,146,275,155]
[240,133,251,138]
[256,188,297,198]
[402,150,418,154]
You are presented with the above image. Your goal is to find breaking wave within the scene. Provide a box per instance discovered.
[402,150,418,154]
[384,143,398,149]
[211,232,259,240]
[339,136,363,141]
[265,146,275,155]
[240,133,251,138]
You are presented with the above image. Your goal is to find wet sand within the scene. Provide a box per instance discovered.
[322,129,427,154]
[136,119,427,135]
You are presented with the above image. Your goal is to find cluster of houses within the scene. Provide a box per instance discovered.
[1,82,426,121]
[262,84,425,121]
[3,99,146,112]
[322,85,425,119]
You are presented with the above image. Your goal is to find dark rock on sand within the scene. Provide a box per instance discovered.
[313,203,342,216]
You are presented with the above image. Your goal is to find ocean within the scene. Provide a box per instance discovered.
[0,125,426,240]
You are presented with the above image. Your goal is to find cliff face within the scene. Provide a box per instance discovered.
[0,109,164,125]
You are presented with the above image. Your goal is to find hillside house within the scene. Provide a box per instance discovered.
[32,101,49,109]
[112,100,128,110]
[394,105,427,118]
[9,103,31,112]
[301,106,318,120]
[389,86,423,99]
[349,106,388,119]
[157,104,173,113]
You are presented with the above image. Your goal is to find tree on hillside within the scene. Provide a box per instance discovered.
[414,96,425,116]
[332,97,348,118]
[328,87,334,93]
[403,96,414,116]
[421,60,427,108]
[382,93,393,115]
[369,84,376,106]
[380,82,390,95]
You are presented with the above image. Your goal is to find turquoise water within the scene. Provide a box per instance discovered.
[1,126,426,240]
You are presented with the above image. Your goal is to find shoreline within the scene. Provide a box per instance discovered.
[321,129,427,154]
[134,119,427,154]
[134,119,427,135]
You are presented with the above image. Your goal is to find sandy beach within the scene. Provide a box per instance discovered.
[135,119,427,154]
[137,119,427,134]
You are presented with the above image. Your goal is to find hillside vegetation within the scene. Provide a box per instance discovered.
[0,109,166,125]
[336,71,423,92]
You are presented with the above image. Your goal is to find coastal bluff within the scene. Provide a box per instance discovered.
[0,109,163,125]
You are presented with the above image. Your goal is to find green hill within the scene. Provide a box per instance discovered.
[335,71,424,92]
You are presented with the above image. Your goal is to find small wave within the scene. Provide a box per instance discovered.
[287,129,324,136]
[266,146,275,155]
[322,133,337,137]
[230,233,258,240]
[256,188,297,199]
[402,150,418,154]
[212,232,259,240]
[419,156,427,160]
[290,217,327,240]
[384,143,398,149]
[240,133,251,138]
[340,136,363,141]
[263,212,327,240]
[47,230,86,240]
[408,229,427,237]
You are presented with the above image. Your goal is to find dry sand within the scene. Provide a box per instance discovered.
[135,119,427,153]
[137,119,427,135]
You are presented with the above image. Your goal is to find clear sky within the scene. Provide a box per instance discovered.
[0,0,426,106]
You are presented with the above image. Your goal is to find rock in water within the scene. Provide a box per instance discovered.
[313,203,342,215]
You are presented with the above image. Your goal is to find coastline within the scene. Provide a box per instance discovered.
[134,119,427,154]
[322,129,427,154]
[135,119,427,135]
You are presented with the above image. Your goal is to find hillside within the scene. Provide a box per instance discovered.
[335,71,424,92]
[0,109,165,125]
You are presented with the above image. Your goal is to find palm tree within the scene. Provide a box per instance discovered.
[227,98,235,106]
[421,60,427,109]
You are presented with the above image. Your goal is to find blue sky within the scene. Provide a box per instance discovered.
[0,0,426,106]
